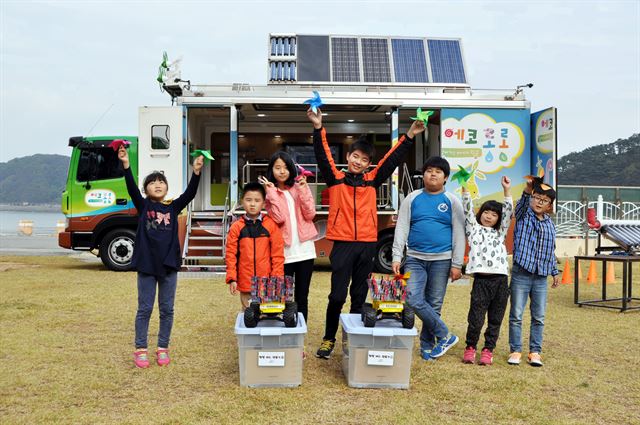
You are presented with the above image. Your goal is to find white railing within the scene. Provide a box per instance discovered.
[554,200,640,238]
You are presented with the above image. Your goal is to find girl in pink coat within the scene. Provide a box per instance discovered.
[259,152,317,323]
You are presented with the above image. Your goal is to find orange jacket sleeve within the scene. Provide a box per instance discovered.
[225,221,240,284]
[268,219,285,277]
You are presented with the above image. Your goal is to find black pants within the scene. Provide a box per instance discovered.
[465,274,509,350]
[323,241,376,341]
[284,258,315,323]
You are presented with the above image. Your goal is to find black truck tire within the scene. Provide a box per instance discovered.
[362,304,377,328]
[402,305,415,329]
[244,302,260,328]
[99,229,136,271]
[374,232,396,274]
[283,302,298,328]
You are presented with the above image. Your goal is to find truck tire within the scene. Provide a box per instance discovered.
[283,301,298,328]
[244,302,260,328]
[374,232,399,274]
[362,304,377,328]
[401,305,415,329]
[99,229,136,271]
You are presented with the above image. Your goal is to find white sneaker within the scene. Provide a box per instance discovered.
[508,352,521,365]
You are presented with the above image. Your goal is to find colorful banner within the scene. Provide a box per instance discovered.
[530,107,557,190]
[441,108,530,202]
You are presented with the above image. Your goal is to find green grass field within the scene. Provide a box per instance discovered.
[1,256,639,424]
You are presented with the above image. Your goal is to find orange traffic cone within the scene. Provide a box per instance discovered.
[606,263,616,284]
[587,260,597,284]
[561,259,572,284]
[578,261,583,280]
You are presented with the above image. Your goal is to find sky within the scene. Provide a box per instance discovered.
[1,0,638,162]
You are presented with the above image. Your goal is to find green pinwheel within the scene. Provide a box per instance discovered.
[190,149,214,161]
[451,165,472,188]
[410,108,434,125]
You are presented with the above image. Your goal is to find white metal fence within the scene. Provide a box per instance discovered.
[555,200,640,237]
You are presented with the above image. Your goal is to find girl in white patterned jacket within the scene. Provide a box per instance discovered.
[461,176,513,366]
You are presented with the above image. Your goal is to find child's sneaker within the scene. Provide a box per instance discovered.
[315,339,335,359]
[479,348,493,366]
[133,349,150,368]
[421,349,435,361]
[507,352,522,365]
[430,334,459,358]
[156,348,170,366]
[462,346,476,364]
[528,352,543,367]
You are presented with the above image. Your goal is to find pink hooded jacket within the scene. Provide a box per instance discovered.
[265,184,318,247]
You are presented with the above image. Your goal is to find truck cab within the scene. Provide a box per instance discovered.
[59,136,139,270]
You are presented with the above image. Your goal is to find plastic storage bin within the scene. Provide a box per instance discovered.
[234,313,306,387]
[340,313,417,389]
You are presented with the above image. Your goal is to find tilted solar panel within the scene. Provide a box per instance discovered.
[427,39,466,83]
[391,39,429,83]
[361,38,391,83]
[331,37,361,82]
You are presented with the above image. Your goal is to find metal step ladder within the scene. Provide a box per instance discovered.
[181,186,233,274]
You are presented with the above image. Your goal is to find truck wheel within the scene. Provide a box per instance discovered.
[401,305,415,329]
[362,304,377,328]
[283,302,298,328]
[374,232,400,274]
[99,229,136,271]
[244,302,260,328]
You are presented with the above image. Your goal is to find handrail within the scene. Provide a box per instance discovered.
[240,161,395,209]
[182,202,192,259]
[221,183,231,257]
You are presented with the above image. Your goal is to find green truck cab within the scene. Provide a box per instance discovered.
[59,136,139,271]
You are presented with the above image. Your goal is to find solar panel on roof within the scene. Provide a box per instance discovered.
[331,37,361,82]
[361,38,391,83]
[391,39,429,83]
[297,35,330,82]
[427,39,466,83]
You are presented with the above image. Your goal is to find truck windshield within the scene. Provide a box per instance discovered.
[76,148,124,182]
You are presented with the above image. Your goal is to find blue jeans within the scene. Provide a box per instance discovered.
[135,271,178,349]
[404,256,451,351]
[509,264,548,353]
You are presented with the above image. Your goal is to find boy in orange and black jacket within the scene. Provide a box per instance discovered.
[307,108,425,359]
[225,182,285,310]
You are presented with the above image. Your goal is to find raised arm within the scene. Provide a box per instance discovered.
[461,191,477,239]
[499,176,513,239]
[515,178,532,220]
[172,156,203,212]
[119,148,145,212]
[308,108,341,186]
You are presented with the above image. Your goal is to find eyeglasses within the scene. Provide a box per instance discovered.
[531,195,551,205]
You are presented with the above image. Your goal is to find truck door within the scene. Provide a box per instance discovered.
[530,107,557,191]
[138,106,185,199]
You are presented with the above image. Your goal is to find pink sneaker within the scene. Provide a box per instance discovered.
[156,348,170,366]
[462,346,476,364]
[134,349,150,368]
[479,348,493,366]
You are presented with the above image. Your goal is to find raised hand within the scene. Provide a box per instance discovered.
[192,155,204,175]
[258,175,275,189]
[306,107,323,129]
[118,146,130,169]
[407,120,426,138]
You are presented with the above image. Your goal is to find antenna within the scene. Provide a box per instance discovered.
[86,103,115,136]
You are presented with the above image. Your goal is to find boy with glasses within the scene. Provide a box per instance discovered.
[508,178,559,367]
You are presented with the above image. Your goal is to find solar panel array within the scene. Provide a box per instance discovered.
[361,38,391,83]
[268,34,467,85]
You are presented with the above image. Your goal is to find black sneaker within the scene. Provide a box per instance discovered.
[315,339,335,359]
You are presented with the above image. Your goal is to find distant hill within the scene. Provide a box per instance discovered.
[558,134,640,186]
[0,154,70,204]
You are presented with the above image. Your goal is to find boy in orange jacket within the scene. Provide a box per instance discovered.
[225,182,285,310]
[308,108,424,359]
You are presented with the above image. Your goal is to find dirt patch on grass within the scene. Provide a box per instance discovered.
[0,262,39,272]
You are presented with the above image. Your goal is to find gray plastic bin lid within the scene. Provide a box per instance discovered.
[234,312,307,336]
[340,313,417,337]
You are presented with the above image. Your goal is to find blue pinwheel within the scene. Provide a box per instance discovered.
[303,91,324,113]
